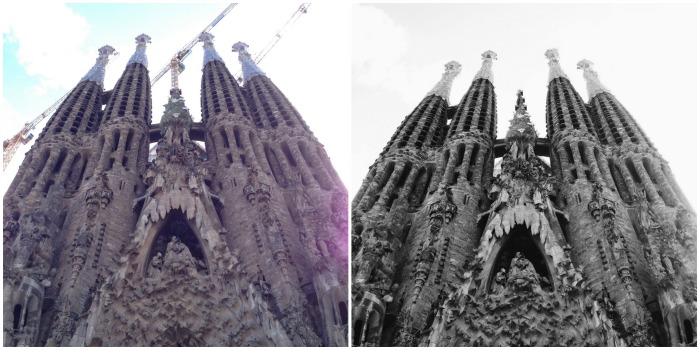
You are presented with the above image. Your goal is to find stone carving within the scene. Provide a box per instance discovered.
[490,268,507,295]
[509,252,549,295]
[85,172,113,220]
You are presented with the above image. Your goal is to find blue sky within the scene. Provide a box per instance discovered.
[1,3,351,195]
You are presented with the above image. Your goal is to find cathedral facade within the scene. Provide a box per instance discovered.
[3,33,348,346]
[351,49,696,346]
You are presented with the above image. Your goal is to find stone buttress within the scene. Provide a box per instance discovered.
[76,85,293,346]
[578,59,696,346]
[40,34,153,346]
[391,52,498,347]
[544,49,657,345]
[200,34,347,346]
[427,90,628,347]
[3,44,119,347]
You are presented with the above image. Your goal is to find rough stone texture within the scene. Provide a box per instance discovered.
[351,53,696,347]
[4,39,347,347]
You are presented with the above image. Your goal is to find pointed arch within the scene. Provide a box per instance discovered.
[482,224,556,294]
[135,209,212,277]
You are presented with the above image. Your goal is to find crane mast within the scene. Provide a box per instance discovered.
[234,3,311,82]
[151,3,237,88]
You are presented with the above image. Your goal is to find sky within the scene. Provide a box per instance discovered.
[1,2,351,196]
[352,3,698,211]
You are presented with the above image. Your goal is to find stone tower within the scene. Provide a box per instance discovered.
[4,33,348,347]
[351,50,695,346]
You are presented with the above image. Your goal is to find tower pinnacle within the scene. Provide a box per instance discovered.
[232,41,266,84]
[127,34,151,67]
[426,60,461,102]
[515,89,528,116]
[545,48,568,82]
[576,59,609,100]
[80,45,116,88]
[200,32,224,67]
[473,50,497,83]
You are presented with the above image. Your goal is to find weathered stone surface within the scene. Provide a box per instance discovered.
[352,54,696,347]
[4,37,347,347]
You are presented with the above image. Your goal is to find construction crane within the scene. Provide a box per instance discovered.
[235,3,311,83]
[2,52,120,171]
[4,3,310,171]
[3,4,237,171]
[150,3,237,88]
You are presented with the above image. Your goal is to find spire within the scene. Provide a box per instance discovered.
[473,50,497,83]
[160,88,193,137]
[545,48,568,82]
[506,90,536,149]
[576,59,610,100]
[232,41,265,84]
[199,32,224,67]
[515,89,528,116]
[127,34,150,67]
[426,61,461,103]
[80,45,116,88]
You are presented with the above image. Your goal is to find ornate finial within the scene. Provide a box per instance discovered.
[81,45,116,88]
[199,32,224,67]
[426,61,461,103]
[232,41,266,84]
[505,89,537,160]
[127,34,150,67]
[545,48,568,82]
[577,59,610,99]
[515,89,527,114]
[159,88,193,138]
[473,50,497,83]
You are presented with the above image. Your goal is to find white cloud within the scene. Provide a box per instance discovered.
[352,4,408,88]
[3,3,91,94]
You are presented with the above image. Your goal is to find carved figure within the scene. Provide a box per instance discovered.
[163,236,197,277]
[149,252,164,277]
[491,268,507,295]
[507,252,542,294]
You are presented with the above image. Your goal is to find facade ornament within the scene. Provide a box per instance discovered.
[507,252,545,294]
[81,45,116,88]
[232,41,266,84]
[426,60,462,103]
[127,34,151,67]
[199,32,224,67]
[85,172,113,219]
[545,48,569,82]
[472,50,496,83]
[577,59,610,100]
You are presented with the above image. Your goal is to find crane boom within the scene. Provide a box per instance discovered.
[151,3,237,88]
[234,3,310,82]
[253,4,310,64]
[3,51,120,171]
[4,4,237,171]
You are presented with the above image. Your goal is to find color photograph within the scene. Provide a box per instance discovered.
[2,3,349,346]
